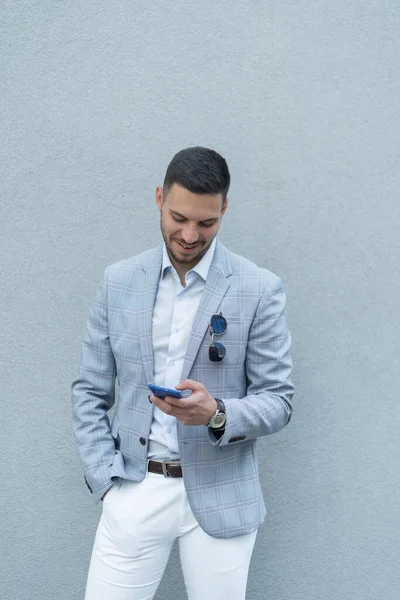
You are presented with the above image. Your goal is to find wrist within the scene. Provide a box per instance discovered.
[209,398,218,417]
[207,398,226,429]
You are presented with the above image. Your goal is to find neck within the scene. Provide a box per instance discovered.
[169,257,193,286]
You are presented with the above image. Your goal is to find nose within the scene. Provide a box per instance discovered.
[181,223,199,244]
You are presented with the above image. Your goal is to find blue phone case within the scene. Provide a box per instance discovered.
[148,384,183,399]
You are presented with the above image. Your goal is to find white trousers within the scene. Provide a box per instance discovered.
[85,472,257,600]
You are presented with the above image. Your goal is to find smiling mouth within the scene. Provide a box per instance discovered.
[176,241,200,250]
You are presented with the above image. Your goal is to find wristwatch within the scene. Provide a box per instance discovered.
[207,398,226,429]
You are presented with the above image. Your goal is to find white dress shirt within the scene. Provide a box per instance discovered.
[148,238,217,461]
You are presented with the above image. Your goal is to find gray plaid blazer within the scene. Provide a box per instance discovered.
[72,240,294,538]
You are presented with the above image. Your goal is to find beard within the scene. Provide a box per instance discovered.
[160,216,215,267]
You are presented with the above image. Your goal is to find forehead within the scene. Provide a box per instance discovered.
[164,184,223,219]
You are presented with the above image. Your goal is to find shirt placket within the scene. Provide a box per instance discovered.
[163,271,196,454]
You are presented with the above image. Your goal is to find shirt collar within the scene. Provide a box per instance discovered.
[161,237,217,282]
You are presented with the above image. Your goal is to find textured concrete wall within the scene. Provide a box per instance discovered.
[1,1,399,599]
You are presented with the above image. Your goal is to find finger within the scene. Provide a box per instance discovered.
[175,379,203,392]
[150,395,186,417]
[163,395,191,408]
[150,394,176,405]
[150,395,169,411]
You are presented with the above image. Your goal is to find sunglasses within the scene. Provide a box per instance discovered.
[209,313,227,362]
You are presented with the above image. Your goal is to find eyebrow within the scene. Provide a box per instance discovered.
[169,210,219,225]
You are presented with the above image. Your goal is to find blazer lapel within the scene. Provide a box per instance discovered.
[136,247,162,384]
[180,241,232,381]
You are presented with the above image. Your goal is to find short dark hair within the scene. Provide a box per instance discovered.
[163,146,230,201]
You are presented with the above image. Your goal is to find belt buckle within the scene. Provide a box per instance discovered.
[161,460,180,477]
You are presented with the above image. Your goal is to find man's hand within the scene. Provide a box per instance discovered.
[149,379,217,426]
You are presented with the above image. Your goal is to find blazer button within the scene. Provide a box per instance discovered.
[139,437,146,446]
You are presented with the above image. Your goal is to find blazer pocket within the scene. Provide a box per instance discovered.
[111,418,121,450]
[220,438,254,452]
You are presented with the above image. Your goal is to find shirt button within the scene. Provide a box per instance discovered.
[175,327,179,332]
[169,360,175,366]
[139,437,146,445]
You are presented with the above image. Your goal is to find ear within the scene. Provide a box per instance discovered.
[221,196,229,216]
[155,186,163,212]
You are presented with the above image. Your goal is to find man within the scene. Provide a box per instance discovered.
[72,146,294,600]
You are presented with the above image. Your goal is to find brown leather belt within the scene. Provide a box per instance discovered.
[148,460,182,478]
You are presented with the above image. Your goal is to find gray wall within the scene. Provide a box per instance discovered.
[1,1,399,599]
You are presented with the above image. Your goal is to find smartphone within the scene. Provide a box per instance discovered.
[148,384,183,399]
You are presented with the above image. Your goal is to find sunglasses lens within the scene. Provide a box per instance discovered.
[211,314,227,335]
[209,342,226,362]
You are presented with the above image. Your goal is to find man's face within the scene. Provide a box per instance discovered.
[156,183,228,275]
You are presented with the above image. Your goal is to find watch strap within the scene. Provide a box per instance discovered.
[214,398,225,414]
[207,398,226,429]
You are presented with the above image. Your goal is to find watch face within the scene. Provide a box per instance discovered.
[210,413,226,428]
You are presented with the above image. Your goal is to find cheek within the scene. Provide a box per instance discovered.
[204,226,218,240]
[169,225,181,238]
[163,218,178,238]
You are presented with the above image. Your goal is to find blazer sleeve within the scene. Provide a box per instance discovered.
[210,277,294,447]
[71,268,117,503]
